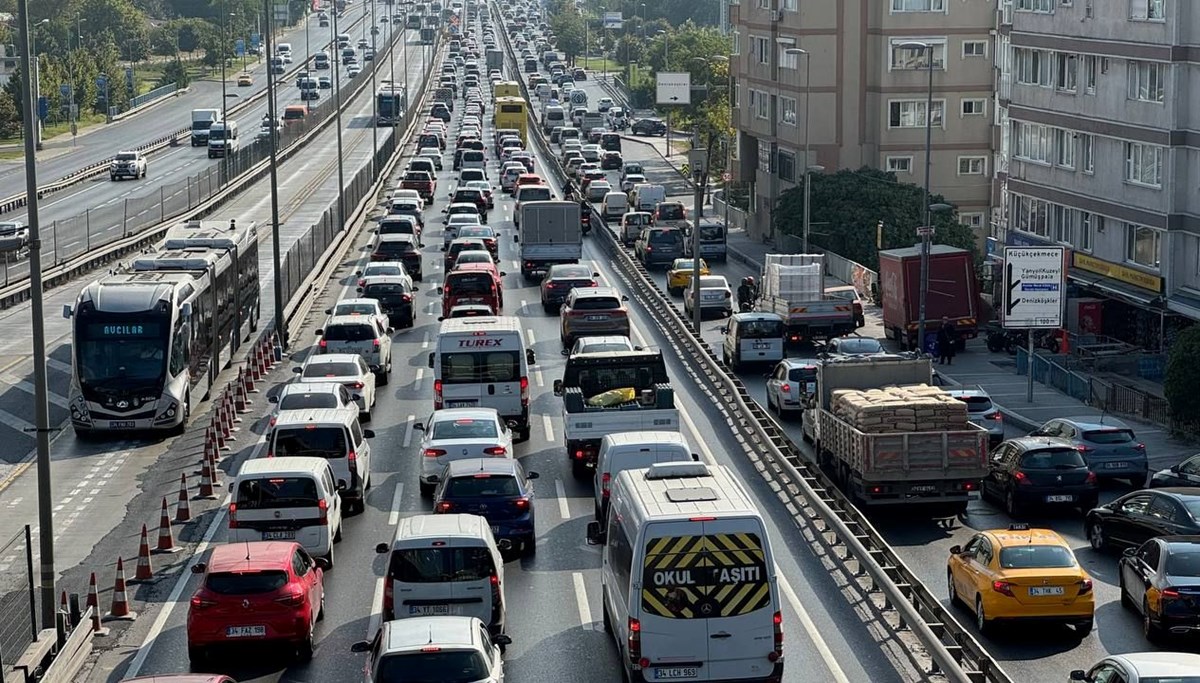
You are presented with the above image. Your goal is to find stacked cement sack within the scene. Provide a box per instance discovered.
[830,384,969,433]
[762,253,824,302]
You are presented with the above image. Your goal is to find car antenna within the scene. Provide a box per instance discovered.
[245,541,252,562]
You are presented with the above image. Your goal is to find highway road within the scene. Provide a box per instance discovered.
[0,22,434,623]
[80,34,930,683]
[569,73,1188,682]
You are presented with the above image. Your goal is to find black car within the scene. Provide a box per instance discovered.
[430,103,452,122]
[1086,489,1200,552]
[1150,453,1200,488]
[981,437,1098,516]
[600,152,623,170]
[539,263,600,313]
[631,117,667,136]
[1118,536,1200,642]
[359,279,417,328]
[369,234,423,281]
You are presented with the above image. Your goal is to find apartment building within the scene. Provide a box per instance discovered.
[729,0,996,244]
[996,0,1195,346]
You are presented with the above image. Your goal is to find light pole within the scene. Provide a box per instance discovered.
[370,0,377,165]
[15,0,56,630]
[68,15,85,147]
[656,30,671,156]
[28,17,47,150]
[900,41,937,353]
[712,54,733,229]
[263,0,285,348]
[220,8,234,183]
[332,7,347,229]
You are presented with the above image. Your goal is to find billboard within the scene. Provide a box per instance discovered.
[655,72,691,105]
[603,12,623,29]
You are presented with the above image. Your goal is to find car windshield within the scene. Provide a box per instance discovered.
[322,324,376,342]
[699,225,725,240]
[518,187,551,201]
[446,273,493,294]
[115,153,137,161]
[788,367,817,382]
[279,393,341,411]
[998,545,1076,569]
[432,418,499,440]
[550,266,592,279]
[365,265,404,277]
[334,303,379,316]
[1083,428,1136,444]
[1020,448,1087,469]
[571,296,619,311]
[657,204,684,220]
[834,339,883,354]
[273,427,347,457]
[648,229,681,246]
[363,283,408,297]
[376,650,491,683]
[389,547,495,583]
[445,474,521,498]
[206,570,288,595]
[237,476,319,509]
[739,320,784,339]
[455,253,492,265]
[302,362,360,378]
[440,351,519,384]
[458,227,494,238]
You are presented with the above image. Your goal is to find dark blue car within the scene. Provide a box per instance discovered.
[433,458,539,556]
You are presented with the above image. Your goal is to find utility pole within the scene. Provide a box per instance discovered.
[689,147,707,335]
[264,0,286,348]
[332,6,347,229]
[16,0,56,630]
[370,0,377,165]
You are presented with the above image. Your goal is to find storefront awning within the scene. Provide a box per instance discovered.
[1167,290,1200,320]
[1068,268,1159,307]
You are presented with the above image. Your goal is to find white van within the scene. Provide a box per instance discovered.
[588,462,784,683]
[206,120,238,159]
[632,183,666,212]
[268,408,375,513]
[313,51,330,69]
[374,514,507,635]
[229,457,344,565]
[428,316,536,440]
[601,191,628,221]
[722,312,786,370]
[542,105,565,134]
[593,432,696,521]
[276,42,293,62]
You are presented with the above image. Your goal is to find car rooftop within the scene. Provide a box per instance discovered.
[987,526,1068,547]
[382,616,478,652]
[430,407,501,422]
[1059,416,1133,429]
[1110,652,1200,676]
[445,457,521,477]
[207,541,295,572]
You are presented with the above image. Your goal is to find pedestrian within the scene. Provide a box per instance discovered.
[937,317,957,365]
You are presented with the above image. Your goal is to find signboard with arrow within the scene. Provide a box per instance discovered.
[1002,246,1065,329]
[656,72,691,105]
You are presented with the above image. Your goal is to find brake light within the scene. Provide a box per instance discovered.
[383,578,393,616]
[373,339,381,349]
[269,416,277,427]
[781,383,791,393]
[317,498,329,526]
[628,617,642,664]
[602,472,611,498]
[520,376,529,408]
[771,611,783,661]
[358,279,366,287]
[992,580,1015,597]
[348,450,357,473]
[961,481,977,491]
[351,382,364,390]
[1135,443,1146,450]
[435,501,455,513]
[190,594,217,609]
[483,446,508,456]
[228,502,238,529]
[574,450,585,460]
[318,339,327,350]
[1078,578,1093,595]
[403,294,413,302]
[1076,444,1094,453]
[989,412,1003,421]
[1012,471,1032,485]
[1085,471,1098,485]
[434,379,444,408]
[274,590,304,607]
[424,448,447,457]
[644,245,652,252]
[1163,587,1181,599]
[513,497,530,511]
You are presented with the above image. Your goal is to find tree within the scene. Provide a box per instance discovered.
[159,57,189,89]
[774,167,978,270]
[176,19,204,54]
[548,8,585,63]
[1165,326,1200,431]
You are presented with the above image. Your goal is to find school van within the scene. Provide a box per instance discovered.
[631,183,666,212]
[428,316,536,441]
[268,408,375,514]
[374,513,507,634]
[587,462,784,683]
[229,457,344,565]
[593,432,696,522]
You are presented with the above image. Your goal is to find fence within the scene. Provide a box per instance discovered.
[712,190,748,232]
[1016,348,1094,403]
[0,526,36,672]
[111,82,180,119]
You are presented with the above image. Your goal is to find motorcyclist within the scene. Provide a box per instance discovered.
[563,179,578,202]
[579,197,592,234]
[737,276,757,309]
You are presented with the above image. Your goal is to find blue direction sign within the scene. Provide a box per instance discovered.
[59,83,71,99]
[250,33,261,50]
[235,39,245,57]
[37,96,48,121]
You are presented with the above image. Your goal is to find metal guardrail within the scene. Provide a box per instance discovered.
[0,9,377,216]
[493,6,1012,681]
[128,82,179,111]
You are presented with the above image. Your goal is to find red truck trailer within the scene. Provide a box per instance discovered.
[878,244,981,352]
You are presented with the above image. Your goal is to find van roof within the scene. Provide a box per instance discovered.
[237,456,331,478]
[438,315,521,335]
[602,431,688,448]
[393,513,491,543]
[614,462,760,522]
[272,407,358,428]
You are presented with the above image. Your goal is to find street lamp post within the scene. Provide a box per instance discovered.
[656,30,671,157]
[783,48,817,252]
[68,15,85,147]
[220,8,234,183]
[899,41,937,353]
[332,7,347,229]
[370,0,377,167]
[28,18,47,150]
[263,0,286,348]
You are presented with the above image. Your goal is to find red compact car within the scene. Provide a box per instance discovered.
[186,541,328,665]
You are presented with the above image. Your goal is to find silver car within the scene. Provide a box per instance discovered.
[943,388,1004,446]
[765,359,819,418]
[1030,416,1148,483]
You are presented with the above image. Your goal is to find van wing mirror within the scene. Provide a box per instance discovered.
[375,542,389,554]
[553,379,564,396]
[62,305,73,319]
[351,640,372,653]
[292,367,303,374]
[585,520,605,545]
[363,429,375,439]
[191,562,207,574]
[427,352,435,368]
[314,557,332,571]
[526,349,536,365]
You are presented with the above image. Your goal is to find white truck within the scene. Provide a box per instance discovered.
[515,200,582,280]
[190,108,222,146]
[552,350,680,479]
[758,253,858,346]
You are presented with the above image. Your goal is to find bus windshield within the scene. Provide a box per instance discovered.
[75,315,169,388]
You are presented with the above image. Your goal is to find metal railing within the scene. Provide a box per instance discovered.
[127,82,179,112]
[0,526,36,671]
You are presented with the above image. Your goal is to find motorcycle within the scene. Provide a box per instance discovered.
[738,299,754,313]
[985,327,1060,354]
[580,211,591,235]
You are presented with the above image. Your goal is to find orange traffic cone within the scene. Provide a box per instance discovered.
[225,387,242,427]
[155,498,180,553]
[87,572,110,635]
[212,415,228,450]
[234,371,249,413]
[244,358,259,393]
[133,524,153,581]
[197,454,217,499]
[175,474,192,523]
[104,558,137,621]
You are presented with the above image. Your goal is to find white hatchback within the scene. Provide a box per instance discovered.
[293,354,377,418]
[415,408,515,496]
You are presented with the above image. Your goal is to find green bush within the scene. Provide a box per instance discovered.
[1165,326,1200,428]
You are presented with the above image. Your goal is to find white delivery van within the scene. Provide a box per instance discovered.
[276,42,293,62]
[375,514,507,635]
[601,191,628,221]
[268,408,375,513]
[542,105,565,134]
[229,457,344,565]
[722,312,786,370]
[206,120,239,158]
[428,316,536,440]
[593,431,696,522]
[588,462,784,683]
[631,183,666,212]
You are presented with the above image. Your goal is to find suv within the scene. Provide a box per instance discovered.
[631,117,667,136]
[316,315,394,384]
[110,151,147,180]
[944,388,1004,446]
[560,286,630,348]
[0,221,29,254]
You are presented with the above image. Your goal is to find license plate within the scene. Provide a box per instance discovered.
[1046,495,1074,503]
[1105,462,1129,469]
[447,400,477,408]
[408,604,453,616]
[752,342,772,349]
[653,668,699,680]
[1028,586,1064,597]
[108,421,136,429]
[491,525,500,535]
[910,485,937,493]
[586,315,608,321]
[263,530,296,540]
[226,625,266,638]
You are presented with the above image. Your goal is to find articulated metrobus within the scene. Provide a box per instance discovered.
[493,95,528,145]
[64,219,260,435]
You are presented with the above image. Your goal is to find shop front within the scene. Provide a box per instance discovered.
[1067,252,1180,351]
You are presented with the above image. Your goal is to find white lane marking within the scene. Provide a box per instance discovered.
[554,479,571,520]
[368,575,386,638]
[388,483,404,527]
[526,328,536,346]
[414,367,425,389]
[402,415,416,448]
[542,414,554,443]
[421,331,430,349]
[573,571,594,631]
[533,366,543,388]
[779,568,852,683]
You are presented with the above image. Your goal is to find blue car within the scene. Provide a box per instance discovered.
[433,458,539,556]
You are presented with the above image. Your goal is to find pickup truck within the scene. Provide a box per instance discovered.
[552,350,680,479]
[400,170,436,203]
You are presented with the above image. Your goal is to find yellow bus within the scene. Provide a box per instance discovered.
[493,96,528,146]
[493,80,521,102]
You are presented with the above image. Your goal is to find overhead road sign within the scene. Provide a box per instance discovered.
[603,12,623,29]
[1002,246,1065,329]
[656,72,691,106]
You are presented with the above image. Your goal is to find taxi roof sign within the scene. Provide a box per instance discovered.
[1008,523,1031,531]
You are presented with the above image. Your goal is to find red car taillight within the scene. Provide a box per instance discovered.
[780,383,791,394]
[520,376,529,408]
[601,472,611,498]
[228,502,239,529]
[348,450,357,473]
[771,611,783,661]
[992,580,1015,597]
[318,498,329,526]
[1078,578,1093,595]
[434,379,444,409]
[274,590,305,607]
[318,339,327,350]
[435,500,455,513]
[483,446,507,456]
[190,594,217,610]
[1085,471,1098,485]
[424,448,447,457]
[1013,471,1032,486]
[351,382,364,390]
[513,497,530,511]
[1076,444,1094,453]
[628,617,642,664]
[403,294,413,302]
[373,339,381,349]
[383,579,394,617]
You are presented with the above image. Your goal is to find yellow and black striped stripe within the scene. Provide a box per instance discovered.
[640,534,770,619]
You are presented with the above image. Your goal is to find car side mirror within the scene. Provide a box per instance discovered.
[586,520,605,545]
[355,270,363,276]
[356,287,365,294]
[363,429,376,439]
[427,352,435,368]
[1123,547,1137,557]
[513,234,519,243]
[191,562,207,574]
[553,379,563,395]
[593,272,601,277]
[227,482,234,492]
[62,304,74,319]
[526,349,536,365]
[336,479,348,491]
[268,394,279,403]
[1171,464,1181,473]
[493,634,512,647]
[386,327,395,334]
[526,471,540,480]
[315,329,323,336]
[621,295,629,302]
[413,423,426,432]
[948,545,962,555]
[375,542,389,554]
[314,557,332,571]
[292,367,303,374]
[351,640,372,653]
[1069,671,1087,682]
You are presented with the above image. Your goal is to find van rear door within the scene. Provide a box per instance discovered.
[390,543,495,625]
[638,521,709,677]
[699,517,776,680]
[234,474,325,542]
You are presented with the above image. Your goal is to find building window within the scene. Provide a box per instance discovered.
[1055,53,1077,92]
[1083,55,1097,93]
[757,0,768,8]
[754,37,770,65]
[782,0,797,9]
[1015,0,1054,11]
[750,89,770,119]
[1054,128,1075,168]
[892,0,945,11]
[890,39,946,70]
[778,44,799,69]
[758,139,772,173]
[777,150,796,182]
[1130,0,1166,21]
[886,156,914,173]
[1014,48,1052,86]
[1014,121,1052,163]
[1125,142,1163,187]
[958,156,987,175]
[961,212,985,229]
[888,99,945,128]
[1080,134,1094,173]
[962,41,987,58]
[779,96,797,126]
[732,31,741,56]
[1029,198,1050,237]
[961,98,986,116]
[1126,223,1162,268]
[1128,61,1166,102]
[1078,211,1094,251]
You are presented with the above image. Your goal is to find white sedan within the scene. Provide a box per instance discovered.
[293,353,377,418]
[268,382,358,427]
[414,407,515,496]
[325,298,390,331]
[683,275,733,319]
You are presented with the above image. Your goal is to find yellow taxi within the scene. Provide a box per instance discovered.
[947,524,1094,636]
[666,258,709,296]
[237,73,253,87]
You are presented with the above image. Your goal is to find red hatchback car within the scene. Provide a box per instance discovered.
[186,541,328,665]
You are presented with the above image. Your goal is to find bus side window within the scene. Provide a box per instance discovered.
[169,321,186,376]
